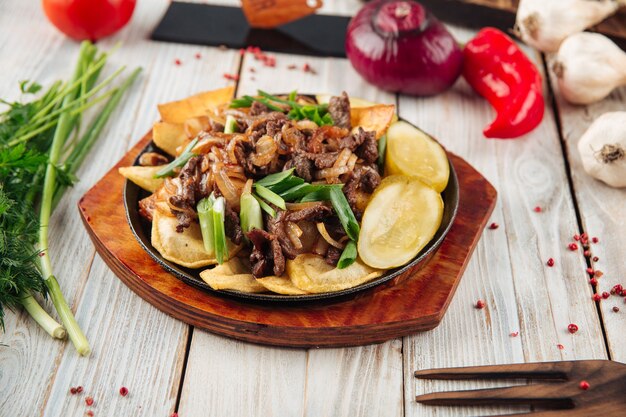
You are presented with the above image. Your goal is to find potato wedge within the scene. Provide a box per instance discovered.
[157,86,235,123]
[256,275,309,295]
[287,254,382,294]
[200,258,266,293]
[152,122,188,157]
[151,210,240,268]
[351,104,396,139]
[118,165,165,193]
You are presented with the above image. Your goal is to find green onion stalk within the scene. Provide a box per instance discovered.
[9,42,140,355]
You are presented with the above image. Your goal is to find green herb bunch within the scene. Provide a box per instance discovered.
[0,41,141,355]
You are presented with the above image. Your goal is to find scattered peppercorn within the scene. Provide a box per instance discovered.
[579,381,590,390]
[534,206,542,212]
[557,344,565,350]
[223,73,240,81]
[613,306,620,312]
[592,237,599,243]
[589,278,598,286]
[573,234,580,241]
[546,258,555,267]
[119,386,129,397]
[76,386,83,393]
[586,267,594,276]
[592,256,599,262]
[567,324,578,334]
[70,387,78,395]
[488,222,499,230]
[86,411,94,417]
[174,59,181,66]
[611,284,623,295]
[595,270,604,278]
[170,413,179,417]
[593,293,602,302]
[475,300,486,309]
[510,331,519,337]
[568,243,578,251]
[85,397,94,406]
[195,53,201,59]
[602,291,610,299]
[581,233,588,240]
[583,250,591,257]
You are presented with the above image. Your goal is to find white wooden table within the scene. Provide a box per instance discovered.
[2,1,625,416]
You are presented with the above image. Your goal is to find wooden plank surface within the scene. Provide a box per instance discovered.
[546,58,626,364]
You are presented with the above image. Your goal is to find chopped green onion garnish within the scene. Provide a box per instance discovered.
[224,115,238,134]
[154,137,199,178]
[197,197,215,254]
[254,184,286,210]
[255,168,295,187]
[268,176,305,194]
[279,183,314,201]
[252,193,276,217]
[299,184,343,202]
[337,240,357,269]
[377,134,387,170]
[240,192,263,235]
[212,196,228,264]
[329,187,360,241]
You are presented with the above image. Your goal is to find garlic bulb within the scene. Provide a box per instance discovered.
[578,112,626,188]
[552,32,626,105]
[515,0,625,52]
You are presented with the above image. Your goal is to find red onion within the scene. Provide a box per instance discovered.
[346,0,463,96]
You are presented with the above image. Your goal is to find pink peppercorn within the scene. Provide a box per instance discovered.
[579,381,590,390]
[546,258,555,267]
[568,243,578,251]
[475,300,486,309]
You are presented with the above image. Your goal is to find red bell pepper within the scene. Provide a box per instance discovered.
[463,27,544,139]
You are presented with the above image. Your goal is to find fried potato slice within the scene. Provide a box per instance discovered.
[151,210,240,268]
[351,104,396,139]
[118,165,165,192]
[200,258,267,293]
[256,275,309,295]
[287,254,383,294]
[152,122,188,156]
[157,86,235,123]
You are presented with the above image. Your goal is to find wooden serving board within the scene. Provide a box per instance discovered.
[420,0,626,50]
[78,131,497,348]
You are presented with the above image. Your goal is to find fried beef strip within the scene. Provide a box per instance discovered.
[249,101,270,116]
[354,129,378,163]
[343,164,382,220]
[247,205,334,278]
[168,156,202,232]
[325,246,342,267]
[328,92,351,130]
[224,203,243,245]
[247,228,285,277]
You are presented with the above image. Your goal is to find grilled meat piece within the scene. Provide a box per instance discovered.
[354,129,378,163]
[224,203,243,245]
[343,164,381,220]
[285,153,314,182]
[328,92,351,130]
[285,204,333,223]
[325,245,342,266]
[247,228,286,277]
[250,101,270,116]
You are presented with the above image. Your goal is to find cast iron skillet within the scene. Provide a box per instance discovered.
[124,116,459,302]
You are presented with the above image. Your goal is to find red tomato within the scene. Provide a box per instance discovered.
[42,0,136,41]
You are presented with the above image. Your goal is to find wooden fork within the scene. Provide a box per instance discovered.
[414,360,626,416]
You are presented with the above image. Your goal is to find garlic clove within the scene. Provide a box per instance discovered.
[515,0,623,52]
[553,32,626,105]
[577,112,626,188]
